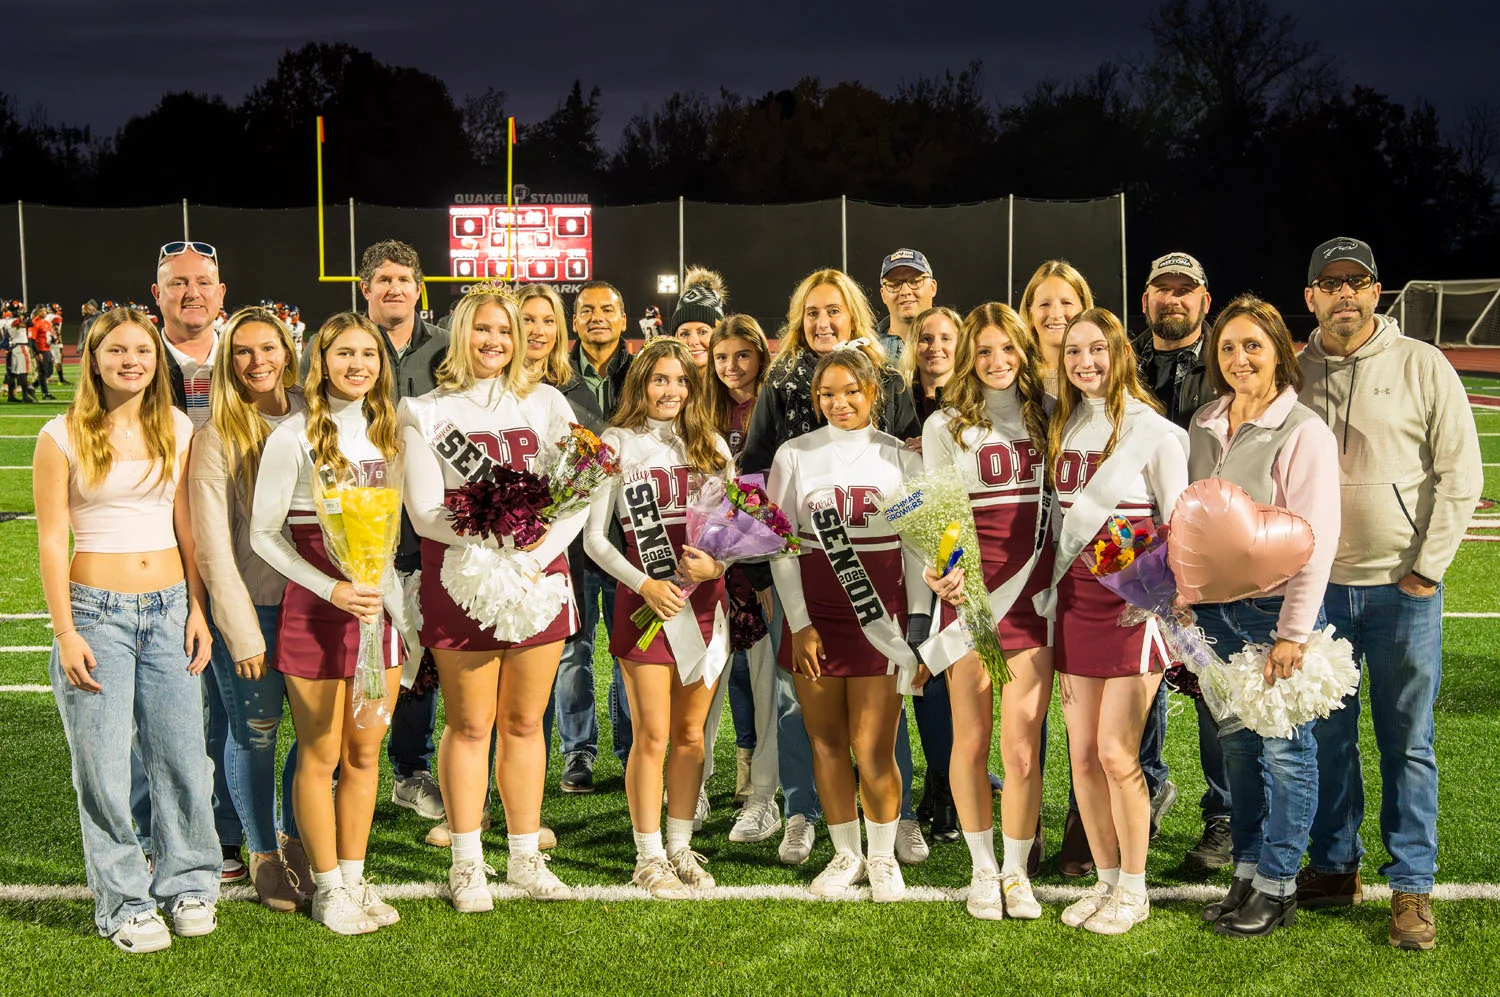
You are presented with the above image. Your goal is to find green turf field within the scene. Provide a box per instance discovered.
[2,381,1498,996]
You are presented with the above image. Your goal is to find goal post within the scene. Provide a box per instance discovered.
[1384,279,1500,347]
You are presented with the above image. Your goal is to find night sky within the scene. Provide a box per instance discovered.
[6,0,1496,144]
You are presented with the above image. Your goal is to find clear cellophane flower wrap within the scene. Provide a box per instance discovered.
[880,465,1008,684]
[314,457,403,728]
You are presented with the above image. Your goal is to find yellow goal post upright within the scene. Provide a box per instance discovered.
[315,114,518,313]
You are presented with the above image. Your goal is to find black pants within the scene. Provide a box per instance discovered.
[33,351,53,397]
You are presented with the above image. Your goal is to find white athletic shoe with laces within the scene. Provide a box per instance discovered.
[868,855,905,903]
[809,852,867,898]
[1001,872,1043,920]
[508,852,574,900]
[778,814,816,865]
[1062,881,1113,928]
[633,856,693,900]
[449,859,493,913]
[110,910,171,953]
[169,897,217,937]
[1084,887,1150,935]
[669,848,717,890]
[895,819,930,865]
[311,886,378,936]
[694,787,711,831]
[966,869,1004,920]
[729,796,781,843]
[353,880,400,926]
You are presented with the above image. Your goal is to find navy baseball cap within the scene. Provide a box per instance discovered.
[880,248,932,279]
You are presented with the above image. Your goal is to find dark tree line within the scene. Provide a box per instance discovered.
[2,0,1496,293]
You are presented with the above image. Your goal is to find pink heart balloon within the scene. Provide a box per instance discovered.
[1168,479,1315,605]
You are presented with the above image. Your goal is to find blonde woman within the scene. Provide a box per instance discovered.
[1018,260,1093,396]
[190,307,305,910]
[401,289,587,909]
[250,312,414,935]
[518,283,602,429]
[36,307,217,952]
[901,305,962,423]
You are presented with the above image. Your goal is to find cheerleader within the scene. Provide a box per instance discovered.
[669,266,727,372]
[700,316,783,844]
[1041,308,1188,934]
[250,312,414,936]
[400,289,585,909]
[189,307,305,910]
[583,338,731,899]
[1018,260,1092,398]
[767,348,928,902]
[921,303,1053,919]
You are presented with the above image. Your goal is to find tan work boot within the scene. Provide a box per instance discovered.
[1389,891,1436,950]
[249,851,302,912]
[734,748,754,808]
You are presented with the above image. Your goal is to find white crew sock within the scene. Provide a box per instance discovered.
[665,816,696,855]
[1000,833,1032,877]
[865,817,898,859]
[1096,866,1120,888]
[337,858,365,887]
[508,832,540,859]
[1117,870,1148,897]
[828,820,863,858]
[311,867,343,893]
[966,828,1000,875]
[633,829,667,862]
[450,829,484,864]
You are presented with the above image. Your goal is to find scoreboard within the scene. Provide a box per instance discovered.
[448,203,593,282]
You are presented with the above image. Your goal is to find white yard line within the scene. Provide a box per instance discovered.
[0,645,52,653]
[1444,612,1500,618]
[0,614,48,621]
[0,684,49,693]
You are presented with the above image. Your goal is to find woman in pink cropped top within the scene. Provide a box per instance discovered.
[34,307,219,954]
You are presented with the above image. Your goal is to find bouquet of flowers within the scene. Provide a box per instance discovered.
[630,475,799,651]
[1221,626,1359,739]
[880,465,1008,684]
[1082,516,1235,725]
[314,458,403,727]
[442,425,621,642]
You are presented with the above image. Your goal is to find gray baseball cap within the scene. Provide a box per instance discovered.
[1308,237,1378,285]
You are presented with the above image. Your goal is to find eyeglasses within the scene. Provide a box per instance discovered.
[880,275,930,292]
[1311,273,1374,294]
[158,241,218,265]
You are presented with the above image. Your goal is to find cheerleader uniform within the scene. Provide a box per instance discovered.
[922,387,1053,655]
[583,419,731,684]
[1051,397,1188,678]
[767,423,927,678]
[250,397,412,680]
[399,378,584,651]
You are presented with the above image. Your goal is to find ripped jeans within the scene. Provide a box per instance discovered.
[203,606,292,855]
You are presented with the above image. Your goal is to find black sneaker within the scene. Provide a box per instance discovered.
[1148,779,1178,839]
[1185,816,1233,871]
[929,773,959,843]
[560,751,595,794]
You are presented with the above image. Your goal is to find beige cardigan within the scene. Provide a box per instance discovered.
[189,391,305,662]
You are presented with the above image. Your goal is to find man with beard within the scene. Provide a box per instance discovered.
[1296,238,1480,950]
[1130,252,1229,872]
[873,249,937,360]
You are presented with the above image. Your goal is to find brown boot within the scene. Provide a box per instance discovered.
[279,832,313,898]
[426,811,493,848]
[539,825,557,851]
[1389,891,1436,950]
[1058,808,1094,878]
[249,851,302,912]
[734,748,754,809]
[1295,866,1362,907]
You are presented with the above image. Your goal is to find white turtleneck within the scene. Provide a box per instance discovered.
[920,384,1046,488]
[399,376,584,568]
[1053,394,1189,530]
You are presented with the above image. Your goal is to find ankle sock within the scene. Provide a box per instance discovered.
[865,817,897,859]
[1118,870,1148,897]
[965,827,999,874]
[311,867,343,893]
[337,858,364,887]
[451,829,484,864]
[828,820,863,858]
[508,832,540,859]
[1097,866,1120,888]
[1000,832,1033,877]
[633,829,667,862]
[665,816,696,855]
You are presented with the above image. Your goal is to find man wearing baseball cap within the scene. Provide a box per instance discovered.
[1296,236,1481,950]
[874,248,937,360]
[1129,251,1229,872]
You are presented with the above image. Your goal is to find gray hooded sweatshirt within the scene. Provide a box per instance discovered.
[1297,314,1481,586]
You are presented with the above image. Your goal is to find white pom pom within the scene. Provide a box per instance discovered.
[1226,626,1360,739]
[401,569,424,633]
[440,545,568,642]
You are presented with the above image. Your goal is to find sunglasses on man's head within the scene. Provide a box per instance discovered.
[158,241,218,265]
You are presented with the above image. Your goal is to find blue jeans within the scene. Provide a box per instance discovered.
[51,582,220,935]
[912,669,953,780]
[1310,582,1444,893]
[1195,694,1232,820]
[387,685,437,778]
[551,562,631,761]
[728,652,757,750]
[1197,596,1324,896]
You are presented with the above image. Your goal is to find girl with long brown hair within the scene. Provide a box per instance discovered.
[1018,260,1093,396]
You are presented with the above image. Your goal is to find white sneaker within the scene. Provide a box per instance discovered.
[778,813,816,865]
[809,852,867,898]
[966,870,1004,920]
[1085,887,1150,935]
[168,897,217,937]
[391,770,445,820]
[311,886,378,935]
[868,855,905,903]
[508,852,574,901]
[694,787,711,831]
[895,818,930,866]
[1062,881,1113,928]
[668,848,716,890]
[449,859,493,913]
[110,910,171,953]
[632,856,693,900]
[1001,872,1042,920]
[353,881,400,926]
[729,796,781,844]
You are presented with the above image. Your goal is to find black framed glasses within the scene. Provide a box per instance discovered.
[1311,273,1374,294]
[880,275,930,292]
[158,241,218,265]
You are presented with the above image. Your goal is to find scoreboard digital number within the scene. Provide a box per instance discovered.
[449,204,593,282]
